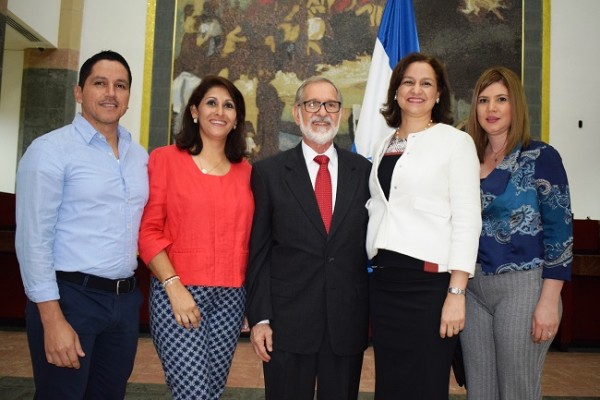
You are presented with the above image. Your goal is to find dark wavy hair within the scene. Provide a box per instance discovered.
[175,75,247,161]
[78,50,132,88]
[380,52,454,128]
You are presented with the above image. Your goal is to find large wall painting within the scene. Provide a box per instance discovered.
[169,0,521,160]
[414,0,522,124]
[171,0,385,160]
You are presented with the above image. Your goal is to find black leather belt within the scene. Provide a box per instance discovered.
[56,271,136,295]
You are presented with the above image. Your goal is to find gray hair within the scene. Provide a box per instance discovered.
[294,76,343,105]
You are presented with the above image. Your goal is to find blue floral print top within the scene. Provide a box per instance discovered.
[478,140,572,281]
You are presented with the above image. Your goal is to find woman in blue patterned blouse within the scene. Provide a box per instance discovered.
[461,67,573,400]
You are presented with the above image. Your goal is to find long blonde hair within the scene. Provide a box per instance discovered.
[467,67,530,163]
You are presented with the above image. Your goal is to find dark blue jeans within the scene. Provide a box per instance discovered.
[26,279,143,400]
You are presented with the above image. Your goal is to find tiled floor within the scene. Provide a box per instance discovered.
[1,329,599,397]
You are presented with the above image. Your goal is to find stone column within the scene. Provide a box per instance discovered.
[18,0,83,156]
[148,0,175,152]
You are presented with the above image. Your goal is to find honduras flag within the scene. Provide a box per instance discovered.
[353,0,420,160]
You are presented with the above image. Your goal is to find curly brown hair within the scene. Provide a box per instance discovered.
[380,52,454,128]
[174,75,247,162]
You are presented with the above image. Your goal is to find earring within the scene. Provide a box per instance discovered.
[233,124,237,130]
[193,117,198,124]
[394,93,397,100]
[436,98,440,104]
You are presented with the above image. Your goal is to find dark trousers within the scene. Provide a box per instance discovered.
[26,279,143,400]
[263,332,364,400]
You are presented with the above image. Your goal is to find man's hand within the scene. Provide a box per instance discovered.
[250,323,273,362]
[38,301,85,369]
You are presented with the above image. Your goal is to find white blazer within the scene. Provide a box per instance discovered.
[365,123,482,276]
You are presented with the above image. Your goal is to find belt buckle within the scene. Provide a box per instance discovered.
[116,279,129,294]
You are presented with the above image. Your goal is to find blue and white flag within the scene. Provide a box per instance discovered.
[353,0,420,159]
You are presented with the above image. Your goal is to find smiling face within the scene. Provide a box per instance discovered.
[191,85,237,143]
[476,81,512,138]
[293,80,343,152]
[396,61,440,119]
[74,60,130,135]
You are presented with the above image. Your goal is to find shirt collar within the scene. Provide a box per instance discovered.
[73,112,131,145]
[301,140,336,165]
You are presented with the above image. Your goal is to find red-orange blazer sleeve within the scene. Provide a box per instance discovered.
[138,147,173,265]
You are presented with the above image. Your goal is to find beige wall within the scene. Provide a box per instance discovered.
[549,0,600,219]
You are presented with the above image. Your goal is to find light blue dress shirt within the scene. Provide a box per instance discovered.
[15,113,149,303]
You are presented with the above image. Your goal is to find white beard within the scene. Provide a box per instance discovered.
[299,112,339,145]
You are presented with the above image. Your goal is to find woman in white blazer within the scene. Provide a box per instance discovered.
[366,52,482,399]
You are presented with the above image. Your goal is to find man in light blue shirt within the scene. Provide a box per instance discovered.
[15,50,149,400]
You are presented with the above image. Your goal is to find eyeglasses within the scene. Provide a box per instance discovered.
[301,100,342,113]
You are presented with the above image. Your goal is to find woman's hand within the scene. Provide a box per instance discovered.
[241,316,250,332]
[441,270,469,338]
[531,299,560,343]
[440,293,465,338]
[148,251,201,330]
[531,278,563,344]
[165,281,201,330]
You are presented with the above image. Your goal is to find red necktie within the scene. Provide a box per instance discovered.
[314,155,332,233]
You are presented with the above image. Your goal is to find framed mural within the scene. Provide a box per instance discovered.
[414,0,522,124]
[161,0,522,160]
[170,0,386,161]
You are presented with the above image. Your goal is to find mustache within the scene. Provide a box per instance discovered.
[100,98,120,106]
[309,115,333,124]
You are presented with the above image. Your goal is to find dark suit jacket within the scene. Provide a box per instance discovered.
[245,143,371,356]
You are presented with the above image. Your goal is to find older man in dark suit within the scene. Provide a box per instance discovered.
[245,76,371,400]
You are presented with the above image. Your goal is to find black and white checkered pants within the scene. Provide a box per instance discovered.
[149,277,245,400]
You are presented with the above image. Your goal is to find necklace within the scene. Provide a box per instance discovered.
[489,141,507,162]
[197,157,224,174]
[387,120,433,155]
[386,136,407,154]
[395,119,433,139]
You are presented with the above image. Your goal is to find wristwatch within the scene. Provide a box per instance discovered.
[447,287,466,295]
